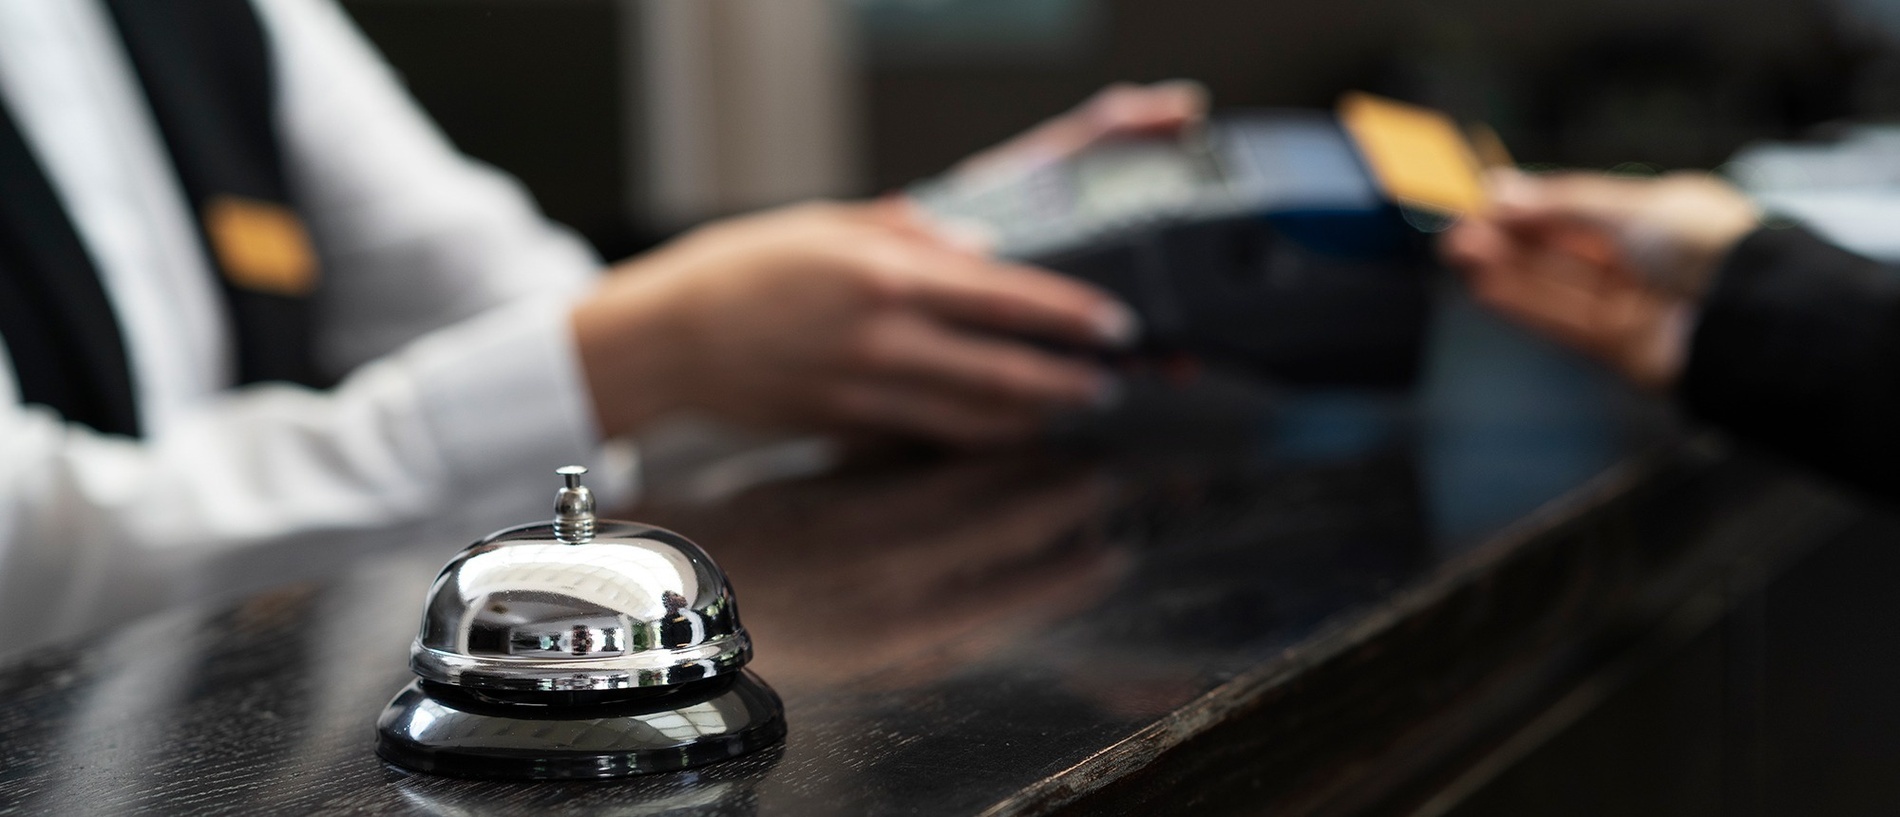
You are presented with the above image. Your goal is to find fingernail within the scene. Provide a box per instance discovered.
[1093,302,1141,348]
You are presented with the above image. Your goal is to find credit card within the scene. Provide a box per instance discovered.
[1338,92,1491,216]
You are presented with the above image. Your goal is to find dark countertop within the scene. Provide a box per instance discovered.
[0,295,1871,816]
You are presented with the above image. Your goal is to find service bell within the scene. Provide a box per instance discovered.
[375,466,786,780]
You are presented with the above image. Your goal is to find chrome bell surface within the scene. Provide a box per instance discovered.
[376,466,786,780]
[411,467,749,692]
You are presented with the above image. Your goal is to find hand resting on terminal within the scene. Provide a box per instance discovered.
[569,82,1206,448]
[571,200,1136,447]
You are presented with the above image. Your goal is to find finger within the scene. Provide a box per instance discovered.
[1079,80,1210,138]
[871,194,1000,257]
[1490,169,1654,228]
[825,381,1050,447]
[956,81,1212,175]
[1499,216,1650,291]
[1441,216,1553,310]
[819,218,1135,347]
[858,196,985,252]
[1492,250,1635,346]
[1464,242,1651,352]
[894,249,1140,349]
[1035,81,1209,157]
[1472,269,1598,346]
[1522,261,1616,335]
[1448,218,1609,340]
[854,311,1112,406]
[792,220,1129,347]
[1438,216,1513,272]
[1457,197,1647,293]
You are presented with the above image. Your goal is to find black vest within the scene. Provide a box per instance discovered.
[0,0,320,438]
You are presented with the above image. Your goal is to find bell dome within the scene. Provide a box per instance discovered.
[408,468,749,691]
[377,466,783,780]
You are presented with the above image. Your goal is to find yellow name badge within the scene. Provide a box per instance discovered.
[203,195,319,297]
[1338,92,1492,216]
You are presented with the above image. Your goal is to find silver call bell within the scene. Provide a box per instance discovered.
[375,466,786,780]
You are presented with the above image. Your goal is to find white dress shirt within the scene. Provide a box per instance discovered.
[0,0,633,641]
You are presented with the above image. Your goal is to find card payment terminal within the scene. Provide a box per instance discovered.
[907,94,1491,388]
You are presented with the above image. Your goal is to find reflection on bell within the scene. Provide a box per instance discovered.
[375,466,786,780]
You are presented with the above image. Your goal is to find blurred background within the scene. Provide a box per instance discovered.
[339,0,1897,258]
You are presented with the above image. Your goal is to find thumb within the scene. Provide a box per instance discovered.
[1080,79,1210,137]
[1488,170,1647,271]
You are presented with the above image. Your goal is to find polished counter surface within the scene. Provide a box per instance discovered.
[0,296,1871,816]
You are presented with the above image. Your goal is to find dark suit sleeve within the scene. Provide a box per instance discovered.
[1680,225,1900,498]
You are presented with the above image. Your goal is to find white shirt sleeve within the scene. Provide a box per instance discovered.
[0,0,631,641]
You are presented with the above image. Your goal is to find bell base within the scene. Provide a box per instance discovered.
[375,670,786,780]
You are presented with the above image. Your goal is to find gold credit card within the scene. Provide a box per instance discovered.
[1338,91,1491,216]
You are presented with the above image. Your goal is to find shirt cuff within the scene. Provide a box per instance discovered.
[399,295,604,492]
